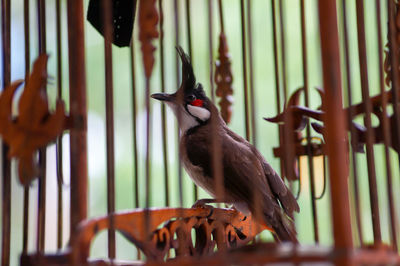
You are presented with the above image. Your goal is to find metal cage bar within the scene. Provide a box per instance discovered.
[355,0,382,243]
[1,0,11,264]
[22,0,31,254]
[300,0,320,243]
[158,0,170,207]
[318,0,353,256]
[375,0,397,250]
[1,0,400,265]
[102,0,116,258]
[67,0,88,239]
[340,0,364,246]
[36,0,47,253]
[55,0,64,249]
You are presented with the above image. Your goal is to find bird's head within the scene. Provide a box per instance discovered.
[151,46,213,133]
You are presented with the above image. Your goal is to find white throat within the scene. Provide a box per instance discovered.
[187,105,210,121]
[166,102,210,134]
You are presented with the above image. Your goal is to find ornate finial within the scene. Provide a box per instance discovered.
[215,33,233,123]
[0,54,66,185]
[138,0,159,78]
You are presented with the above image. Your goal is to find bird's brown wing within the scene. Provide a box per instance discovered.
[224,128,300,219]
[185,126,299,242]
[185,126,277,217]
[261,161,300,219]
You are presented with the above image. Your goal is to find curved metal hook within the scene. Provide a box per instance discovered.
[298,136,327,200]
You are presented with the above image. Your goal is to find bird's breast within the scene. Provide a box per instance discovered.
[179,139,216,197]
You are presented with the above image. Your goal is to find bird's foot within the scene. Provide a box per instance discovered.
[192,199,217,218]
[192,198,217,208]
[229,206,247,221]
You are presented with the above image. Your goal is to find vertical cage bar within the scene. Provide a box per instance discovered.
[185,0,198,201]
[1,0,11,264]
[340,0,363,246]
[208,0,214,103]
[240,0,250,142]
[22,0,30,254]
[67,0,88,239]
[210,0,225,210]
[143,78,152,239]
[102,0,116,258]
[174,0,184,207]
[300,0,319,243]
[387,0,400,250]
[318,0,353,261]
[208,3,214,95]
[355,0,382,243]
[55,0,64,250]
[37,153,47,252]
[376,0,397,251]
[271,0,281,114]
[130,27,141,262]
[22,186,29,253]
[137,0,157,242]
[272,0,297,184]
[278,0,288,103]
[131,40,139,211]
[388,0,400,186]
[246,1,262,238]
[185,0,192,57]
[279,0,297,183]
[218,0,224,34]
[37,0,46,52]
[246,0,257,147]
[158,0,170,207]
[37,0,47,252]
[270,0,286,181]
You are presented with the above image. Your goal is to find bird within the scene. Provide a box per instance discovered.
[151,46,300,242]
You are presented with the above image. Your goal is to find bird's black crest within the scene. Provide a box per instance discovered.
[176,46,205,98]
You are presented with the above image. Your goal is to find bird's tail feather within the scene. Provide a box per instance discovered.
[269,211,298,243]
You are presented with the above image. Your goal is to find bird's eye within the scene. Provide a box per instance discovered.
[187,95,196,102]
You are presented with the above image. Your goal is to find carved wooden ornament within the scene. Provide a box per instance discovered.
[70,207,269,264]
[138,0,159,78]
[266,86,400,154]
[215,33,234,124]
[0,54,66,185]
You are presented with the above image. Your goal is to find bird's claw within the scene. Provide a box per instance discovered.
[205,205,214,218]
[192,199,210,208]
[229,206,247,221]
[192,200,214,218]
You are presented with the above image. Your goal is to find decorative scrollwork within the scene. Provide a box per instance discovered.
[69,207,268,264]
[0,54,66,185]
[266,86,400,154]
[148,214,254,260]
[265,87,318,180]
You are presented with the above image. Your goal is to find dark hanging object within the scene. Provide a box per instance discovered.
[87,0,137,47]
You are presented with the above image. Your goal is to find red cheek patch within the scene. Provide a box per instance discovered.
[191,99,204,107]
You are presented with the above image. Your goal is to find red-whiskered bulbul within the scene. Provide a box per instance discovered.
[151,47,300,242]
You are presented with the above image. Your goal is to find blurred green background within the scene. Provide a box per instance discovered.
[2,0,400,264]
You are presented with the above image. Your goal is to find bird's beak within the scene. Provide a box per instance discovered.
[151,92,176,103]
